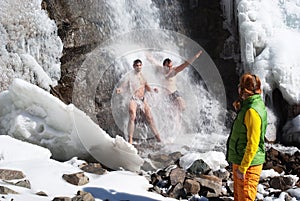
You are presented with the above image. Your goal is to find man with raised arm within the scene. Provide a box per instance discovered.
[147,50,203,111]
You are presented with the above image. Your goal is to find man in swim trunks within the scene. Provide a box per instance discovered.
[148,50,203,111]
[116,59,161,144]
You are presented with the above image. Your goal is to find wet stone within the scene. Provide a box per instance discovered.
[187,159,211,175]
[62,172,89,186]
[0,169,25,180]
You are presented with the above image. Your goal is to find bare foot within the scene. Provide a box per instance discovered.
[155,135,161,142]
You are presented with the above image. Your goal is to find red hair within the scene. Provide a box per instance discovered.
[233,73,262,111]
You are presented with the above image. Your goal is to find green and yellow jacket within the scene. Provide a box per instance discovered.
[227,94,267,173]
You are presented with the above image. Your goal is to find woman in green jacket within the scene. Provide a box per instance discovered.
[227,73,267,201]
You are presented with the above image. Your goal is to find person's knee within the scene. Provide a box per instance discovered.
[177,99,186,111]
[129,111,136,121]
[144,111,154,123]
[179,103,186,111]
[146,115,153,123]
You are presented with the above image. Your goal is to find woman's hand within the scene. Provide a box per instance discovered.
[236,168,245,180]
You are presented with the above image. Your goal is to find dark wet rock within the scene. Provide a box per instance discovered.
[3,179,31,189]
[196,175,222,197]
[165,165,178,178]
[52,197,72,201]
[149,185,162,194]
[187,159,211,175]
[264,148,300,177]
[213,169,230,181]
[170,167,186,185]
[150,172,162,186]
[143,147,300,200]
[141,158,157,172]
[80,163,107,175]
[156,169,168,178]
[148,153,175,168]
[156,179,169,189]
[62,172,89,186]
[168,182,187,199]
[71,190,95,201]
[14,180,31,189]
[269,176,295,191]
[183,179,200,195]
[0,186,19,194]
[0,169,25,180]
[169,151,183,163]
[142,152,183,172]
[36,191,48,196]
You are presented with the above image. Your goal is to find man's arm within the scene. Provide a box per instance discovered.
[174,50,203,74]
[145,82,159,93]
[145,82,152,92]
[116,75,129,94]
[146,52,163,69]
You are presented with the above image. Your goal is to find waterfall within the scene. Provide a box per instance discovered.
[0,0,228,159]
[72,0,228,155]
[106,0,160,32]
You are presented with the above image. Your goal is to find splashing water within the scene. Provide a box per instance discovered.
[72,1,228,158]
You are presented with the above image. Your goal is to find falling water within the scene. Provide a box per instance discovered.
[72,0,228,157]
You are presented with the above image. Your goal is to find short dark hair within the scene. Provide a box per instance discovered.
[163,58,171,66]
[133,59,142,65]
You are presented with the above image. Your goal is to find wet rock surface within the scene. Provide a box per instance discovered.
[145,147,300,200]
[42,0,240,140]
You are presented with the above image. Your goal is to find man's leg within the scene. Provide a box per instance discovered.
[176,96,185,112]
[128,100,137,144]
[172,96,185,133]
[144,101,161,142]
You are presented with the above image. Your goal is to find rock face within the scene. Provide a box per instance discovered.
[42,0,121,136]
[41,0,239,139]
[181,0,240,108]
[42,4,110,99]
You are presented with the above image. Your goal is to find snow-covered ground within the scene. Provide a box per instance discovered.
[1,134,300,201]
[0,78,144,172]
[0,135,178,201]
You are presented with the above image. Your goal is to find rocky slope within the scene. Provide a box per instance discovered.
[1,145,300,200]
